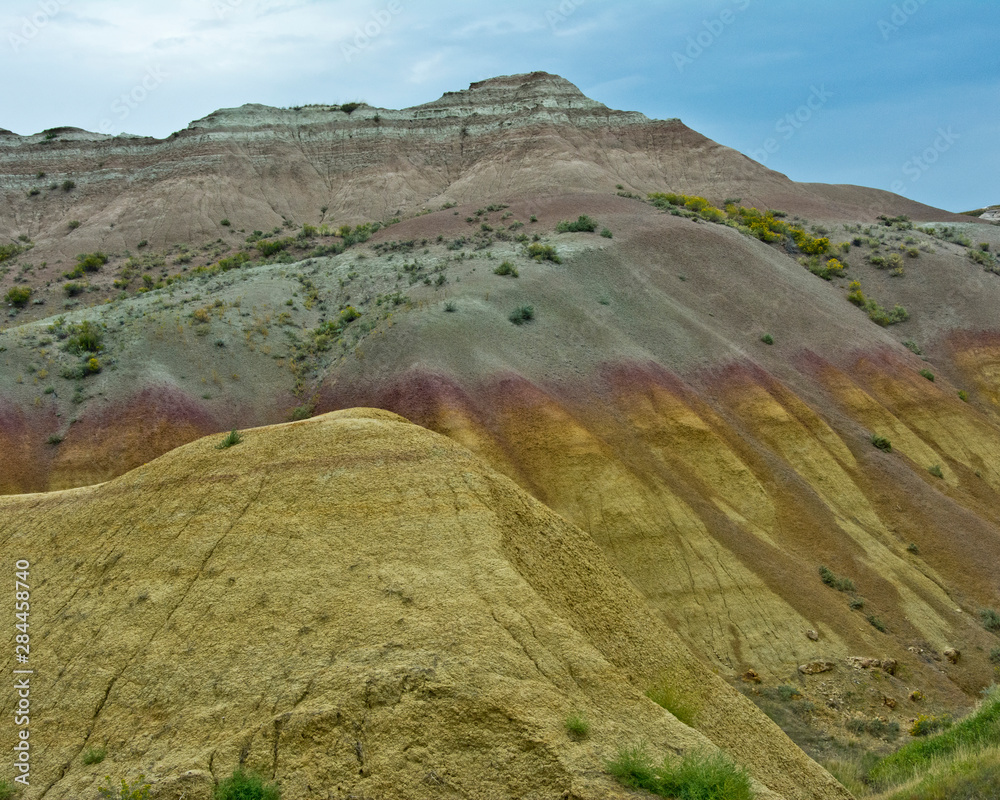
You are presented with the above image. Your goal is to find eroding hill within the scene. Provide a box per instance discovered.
[0,409,849,799]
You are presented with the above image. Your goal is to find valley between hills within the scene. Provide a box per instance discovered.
[1,72,999,799]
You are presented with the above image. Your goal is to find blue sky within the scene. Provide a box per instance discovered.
[2,0,996,212]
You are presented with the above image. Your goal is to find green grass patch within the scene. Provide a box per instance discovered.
[214,768,280,800]
[564,712,590,740]
[607,744,754,800]
[646,678,698,725]
[83,745,107,764]
[868,686,1000,790]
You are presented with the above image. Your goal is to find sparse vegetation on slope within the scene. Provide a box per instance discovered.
[608,744,754,800]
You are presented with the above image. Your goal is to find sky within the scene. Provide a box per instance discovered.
[1,0,997,212]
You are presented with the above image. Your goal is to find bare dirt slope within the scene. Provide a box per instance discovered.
[0,409,850,800]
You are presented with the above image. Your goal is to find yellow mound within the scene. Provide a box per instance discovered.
[0,409,848,799]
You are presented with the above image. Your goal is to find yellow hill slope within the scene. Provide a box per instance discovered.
[0,409,849,800]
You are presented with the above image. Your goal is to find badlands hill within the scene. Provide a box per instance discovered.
[1,72,1000,796]
[0,409,850,799]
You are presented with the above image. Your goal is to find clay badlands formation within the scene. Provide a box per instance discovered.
[1,72,999,798]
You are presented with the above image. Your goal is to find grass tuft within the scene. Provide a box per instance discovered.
[564,712,590,740]
[646,678,698,725]
[215,429,243,449]
[508,305,535,325]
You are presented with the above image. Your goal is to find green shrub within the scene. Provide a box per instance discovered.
[68,219,81,230]
[607,744,754,800]
[600,228,613,238]
[867,615,887,633]
[526,243,561,263]
[444,301,457,312]
[819,565,856,592]
[98,775,151,800]
[220,218,231,226]
[565,712,590,740]
[989,647,1000,665]
[339,306,361,323]
[870,434,892,452]
[5,286,31,307]
[339,102,360,115]
[556,215,597,233]
[493,260,518,277]
[849,597,866,610]
[214,768,280,800]
[760,333,774,345]
[928,464,944,478]
[0,243,24,263]
[62,179,76,191]
[509,305,535,325]
[64,282,86,297]
[0,778,17,800]
[958,390,969,402]
[980,609,1000,633]
[919,369,935,381]
[83,746,107,764]
[847,717,900,739]
[77,251,109,273]
[256,237,294,257]
[910,713,953,737]
[903,340,923,355]
[215,429,243,449]
[65,320,103,354]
